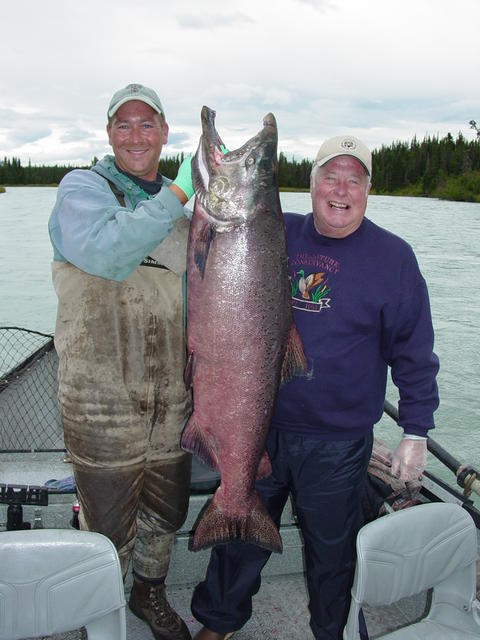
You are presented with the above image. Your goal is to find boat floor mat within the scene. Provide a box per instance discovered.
[27,574,428,639]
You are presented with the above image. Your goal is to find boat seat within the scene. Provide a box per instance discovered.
[0,528,126,639]
[343,502,480,639]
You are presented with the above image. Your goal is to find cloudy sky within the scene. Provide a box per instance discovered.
[1,0,479,166]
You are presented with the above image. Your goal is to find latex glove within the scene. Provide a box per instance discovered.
[391,436,427,482]
[172,155,194,201]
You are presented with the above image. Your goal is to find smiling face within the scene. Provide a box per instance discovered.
[107,100,168,181]
[310,155,371,238]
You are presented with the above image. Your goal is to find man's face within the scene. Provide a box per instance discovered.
[310,156,371,238]
[107,100,168,181]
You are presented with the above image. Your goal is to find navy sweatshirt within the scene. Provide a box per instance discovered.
[271,213,440,440]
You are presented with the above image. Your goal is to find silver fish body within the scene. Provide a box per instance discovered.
[182,107,307,552]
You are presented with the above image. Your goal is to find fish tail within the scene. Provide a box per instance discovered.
[280,322,309,384]
[190,491,283,553]
[181,415,219,471]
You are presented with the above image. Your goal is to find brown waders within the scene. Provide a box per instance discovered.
[53,261,192,639]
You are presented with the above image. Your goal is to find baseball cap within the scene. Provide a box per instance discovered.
[107,83,165,119]
[314,135,371,176]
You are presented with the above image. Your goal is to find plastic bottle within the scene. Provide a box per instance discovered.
[71,500,80,529]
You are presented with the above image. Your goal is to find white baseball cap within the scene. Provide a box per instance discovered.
[314,135,371,176]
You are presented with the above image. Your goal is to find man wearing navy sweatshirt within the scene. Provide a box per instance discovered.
[192,135,439,640]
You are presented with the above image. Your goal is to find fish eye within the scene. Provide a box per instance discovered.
[246,156,255,166]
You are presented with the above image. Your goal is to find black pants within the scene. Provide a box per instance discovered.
[191,429,373,640]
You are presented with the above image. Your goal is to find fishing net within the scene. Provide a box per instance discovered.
[0,326,64,452]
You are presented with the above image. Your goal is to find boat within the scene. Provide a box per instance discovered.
[1,326,479,639]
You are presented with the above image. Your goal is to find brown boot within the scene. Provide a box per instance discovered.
[193,628,235,639]
[129,575,192,640]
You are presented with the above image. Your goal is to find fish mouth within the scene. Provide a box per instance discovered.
[194,106,278,198]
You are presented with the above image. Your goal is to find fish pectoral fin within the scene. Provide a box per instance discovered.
[256,450,272,480]
[181,415,219,470]
[280,322,310,385]
[189,491,283,554]
[184,351,194,390]
[194,222,216,278]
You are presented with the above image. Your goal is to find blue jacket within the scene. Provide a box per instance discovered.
[48,155,187,281]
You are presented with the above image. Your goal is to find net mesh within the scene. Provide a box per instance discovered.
[0,327,64,452]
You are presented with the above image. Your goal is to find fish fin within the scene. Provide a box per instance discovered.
[190,491,283,554]
[184,351,194,390]
[280,322,309,385]
[181,415,219,471]
[256,450,272,480]
[194,222,216,278]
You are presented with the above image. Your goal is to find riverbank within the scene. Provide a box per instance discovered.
[0,181,477,203]
[1,183,478,203]
[372,170,480,203]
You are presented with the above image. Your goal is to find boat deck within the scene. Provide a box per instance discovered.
[1,452,433,640]
[13,575,428,639]
[139,575,428,640]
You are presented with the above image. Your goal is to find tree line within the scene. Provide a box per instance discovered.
[372,131,480,202]
[0,155,185,187]
[1,129,479,202]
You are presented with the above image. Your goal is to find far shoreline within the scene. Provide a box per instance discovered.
[0,184,478,203]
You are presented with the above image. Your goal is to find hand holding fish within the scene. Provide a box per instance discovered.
[170,155,194,204]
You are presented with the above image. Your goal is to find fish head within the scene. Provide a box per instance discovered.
[192,106,279,224]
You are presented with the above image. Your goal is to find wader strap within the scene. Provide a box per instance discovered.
[107,179,126,207]
[105,178,167,270]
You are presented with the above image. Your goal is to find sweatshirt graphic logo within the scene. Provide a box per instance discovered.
[291,269,331,312]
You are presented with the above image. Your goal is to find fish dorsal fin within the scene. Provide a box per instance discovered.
[281,322,309,384]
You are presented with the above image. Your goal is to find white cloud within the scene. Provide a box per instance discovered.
[0,0,478,165]
[177,12,255,28]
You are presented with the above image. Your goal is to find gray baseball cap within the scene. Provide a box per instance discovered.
[107,83,165,119]
[314,135,371,176]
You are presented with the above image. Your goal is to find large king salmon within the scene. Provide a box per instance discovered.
[182,107,307,553]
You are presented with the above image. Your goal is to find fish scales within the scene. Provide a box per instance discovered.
[182,107,307,553]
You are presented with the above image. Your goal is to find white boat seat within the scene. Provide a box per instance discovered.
[0,528,126,639]
[343,502,480,639]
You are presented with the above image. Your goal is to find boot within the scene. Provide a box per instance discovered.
[193,628,235,639]
[129,575,192,640]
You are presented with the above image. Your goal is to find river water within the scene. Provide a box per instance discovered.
[1,187,479,502]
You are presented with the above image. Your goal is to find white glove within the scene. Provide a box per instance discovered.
[391,436,427,482]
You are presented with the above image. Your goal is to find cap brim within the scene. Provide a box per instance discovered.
[316,152,370,176]
[108,97,164,119]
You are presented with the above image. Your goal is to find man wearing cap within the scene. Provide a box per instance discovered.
[192,136,439,640]
[49,83,195,640]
